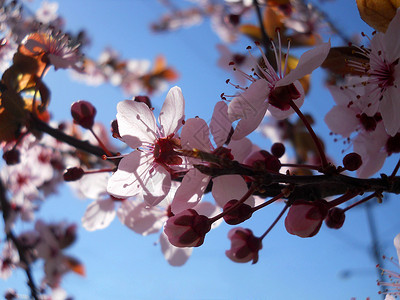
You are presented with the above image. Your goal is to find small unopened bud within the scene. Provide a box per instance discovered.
[71,100,96,129]
[285,200,328,238]
[386,133,400,155]
[343,152,362,171]
[223,200,253,225]
[226,227,262,264]
[111,119,121,139]
[3,149,20,165]
[271,143,285,158]
[164,209,211,248]
[63,167,84,181]
[261,150,281,172]
[325,207,345,229]
[134,95,152,108]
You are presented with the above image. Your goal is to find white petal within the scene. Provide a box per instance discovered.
[142,165,171,206]
[276,41,331,87]
[210,101,232,148]
[394,233,400,264]
[383,9,400,63]
[170,168,210,214]
[181,118,212,152]
[117,100,157,148]
[117,199,165,235]
[107,151,153,198]
[77,172,109,200]
[211,175,255,208]
[82,198,116,231]
[228,138,253,163]
[158,86,185,136]
[160,231,192,266]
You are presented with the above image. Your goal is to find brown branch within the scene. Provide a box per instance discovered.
[0,179,39,300]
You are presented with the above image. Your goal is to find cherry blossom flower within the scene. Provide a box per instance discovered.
[21,31,81,70]
[170,101,256,214]
[347,9,400,136]
[377,233,400,298]
[35,1,59,24]
[227,38,330,140]
[107,86,186,206]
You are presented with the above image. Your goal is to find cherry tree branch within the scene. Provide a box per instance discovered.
[0,179,39,300]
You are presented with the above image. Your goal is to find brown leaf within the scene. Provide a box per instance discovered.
[356,0,400,32]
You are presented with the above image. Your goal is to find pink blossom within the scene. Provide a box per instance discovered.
[227,39,330,140]
[107,86,186,206]
[348,9,400,136]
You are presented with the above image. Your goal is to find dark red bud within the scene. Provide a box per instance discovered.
[223,200,253,225]
[111,119,121,139]
[71,100,96,129]
[3,149,20,165]
[325,207,346,229]
[343,152,362,171]
[386,133,400,155]
[63,167,84,181]
[271,143,285,158]
[134,95,152,109]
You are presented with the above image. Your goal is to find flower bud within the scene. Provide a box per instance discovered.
[226,228,262,264]
[325,207,346,229]
[284,200,328,238]
[223,200,253,225]
[271,143,285,158]
[71,100,96,129]
[342,152,362,171]
[63,167,84,181]
[111,119,121,139]
[2,149,20,165]
[164,209,211,248]
[134,95,152,109]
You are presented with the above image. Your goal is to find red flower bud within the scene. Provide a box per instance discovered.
[284,200,328,238]
[271,143,285,158]
[164,209,211,248]
[325,207,346,229]
[63,167,84,181]
[71,100,96,129]
[2,149,20,165]
[134,95,152,109]
[226,228,262,264]
[343,152,362,171]
[223,200,253,225]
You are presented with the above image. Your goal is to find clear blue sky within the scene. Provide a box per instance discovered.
[1,1,399,299]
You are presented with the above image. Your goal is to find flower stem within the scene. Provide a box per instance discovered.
[260,203,289,240]
[289,100,329,168]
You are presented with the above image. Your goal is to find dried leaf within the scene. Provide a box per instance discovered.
[356,0,400,32]
[321,46,369,76]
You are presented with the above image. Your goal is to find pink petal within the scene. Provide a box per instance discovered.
[383,9,400,63]
[170,169,210,214]
[117,199,165,235]
[77,172,109,200]
[276,41,331,87]
[228,138,253,163]
[82,198,116,231]
[107,151,153,198]
[158,86,185,136]
[231,102,269,140]
[380,86,400,136]
[181,118,212,152]
[324,106,359,137]
[228,79,270,122]
[159,231,192,266]
[117,100,157,149]
[194,201,222,229]
[210,101,232,148]
[211,175,255,208]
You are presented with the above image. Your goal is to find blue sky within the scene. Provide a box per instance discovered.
[1,0,400,299]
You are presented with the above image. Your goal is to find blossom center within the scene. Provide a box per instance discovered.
[153,134,182,166]
[268,83,301,111]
